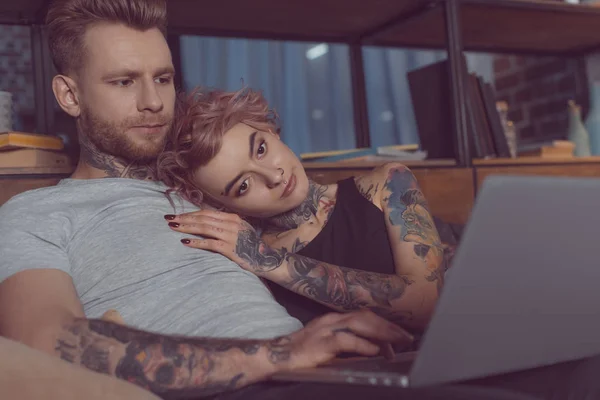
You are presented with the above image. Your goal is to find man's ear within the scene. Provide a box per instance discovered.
[52,75,81,117]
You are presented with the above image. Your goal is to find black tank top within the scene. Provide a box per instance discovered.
[267,177,395,325]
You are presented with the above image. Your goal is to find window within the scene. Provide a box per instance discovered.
[0,25,35,133]
[180,36,355,156]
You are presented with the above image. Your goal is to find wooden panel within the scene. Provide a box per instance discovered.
[303,158,456,170]
[476,163,600,189]
[473,156,600,166]
[369,0,600,55]
[167,0,428,43]
[0,178,61,206]
[4,0,600,56]
[0,166,74,176]
[306,167,475,225]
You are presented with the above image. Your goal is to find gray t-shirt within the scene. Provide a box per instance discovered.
[0,178,302,339]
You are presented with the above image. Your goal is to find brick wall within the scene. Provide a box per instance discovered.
[0,25,36,132]
[493,55,589,143]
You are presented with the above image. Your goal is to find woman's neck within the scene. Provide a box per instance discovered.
[263,181,331,233]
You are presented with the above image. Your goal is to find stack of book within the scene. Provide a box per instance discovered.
[408,58,513,160]
[518,140,575,158]
[301,144,426,163]
[0,132,70,168]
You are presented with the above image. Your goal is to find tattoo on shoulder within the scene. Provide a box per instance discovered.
[382,165,445,292]
[355,177,380,202]
[55,318,293,398]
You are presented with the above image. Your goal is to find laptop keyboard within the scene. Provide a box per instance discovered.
[326,353,416,374]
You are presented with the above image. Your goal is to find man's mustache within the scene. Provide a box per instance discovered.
[127,115,173,128]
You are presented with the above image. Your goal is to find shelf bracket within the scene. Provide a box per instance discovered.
[444,0,471,167]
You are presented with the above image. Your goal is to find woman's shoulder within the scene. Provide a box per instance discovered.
[353,162,411,206]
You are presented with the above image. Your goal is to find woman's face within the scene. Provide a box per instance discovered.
[193,123,310,218]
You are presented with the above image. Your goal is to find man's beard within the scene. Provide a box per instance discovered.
[78,106,172,164]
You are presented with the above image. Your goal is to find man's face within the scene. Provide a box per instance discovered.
[75,23,176,163]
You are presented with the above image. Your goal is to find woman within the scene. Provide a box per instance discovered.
[157,88,449,333]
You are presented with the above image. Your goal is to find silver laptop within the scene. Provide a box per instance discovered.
[272,175,600,388]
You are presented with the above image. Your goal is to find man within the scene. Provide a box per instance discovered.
[0,0,414,398]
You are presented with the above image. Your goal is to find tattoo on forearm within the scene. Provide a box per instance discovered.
[235,224,287,273]
[55,319,292,398]
[383,166,445,292]
[283,254,415,319]
[291,238,308,253]
[265,182,328,231]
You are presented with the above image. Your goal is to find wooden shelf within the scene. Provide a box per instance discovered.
[473,156,600,166]
[0,166,74,176]
[167,0,428,44]
[4,0,600,56]
[369,0,600,55]
[0,0,430,43]
[303,158,456,170]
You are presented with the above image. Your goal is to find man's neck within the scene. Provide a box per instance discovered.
[70,137,156,180]
[263,181,330,232]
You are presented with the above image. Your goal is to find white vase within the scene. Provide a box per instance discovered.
[585,82,600,155]
[568,100,592,157]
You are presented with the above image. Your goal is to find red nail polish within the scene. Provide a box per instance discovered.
[169,222,180,228]
[164,215,176,220]
[181,239,191,244]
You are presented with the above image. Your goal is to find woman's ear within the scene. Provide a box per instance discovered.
[52,75,81,117]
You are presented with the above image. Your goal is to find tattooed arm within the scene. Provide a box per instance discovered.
[372,163,444,319]
[0,270,410,398]
[270,164,443,329]
[0,270,283,398]
[175,215,436,331]
[54,318,293,398]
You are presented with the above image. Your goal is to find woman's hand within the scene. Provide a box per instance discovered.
[164,210,287,276]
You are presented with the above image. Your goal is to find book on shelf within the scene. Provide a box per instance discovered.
[518,140,575,158]
[407,59,455,160]
[0,132,64,151]
[0,132,71,169]
[0,148,71,168]
[407,58,512,161]
[301,144,421,163]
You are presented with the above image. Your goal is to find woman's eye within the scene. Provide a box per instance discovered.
[257,141,267,156]
[237,179,250,196]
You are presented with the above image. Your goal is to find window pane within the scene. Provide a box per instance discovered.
[180,36,355,155]
[0,25,35,132]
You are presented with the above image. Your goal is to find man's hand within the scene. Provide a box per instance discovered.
[284,310,412,369]
[165,209,287,276]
